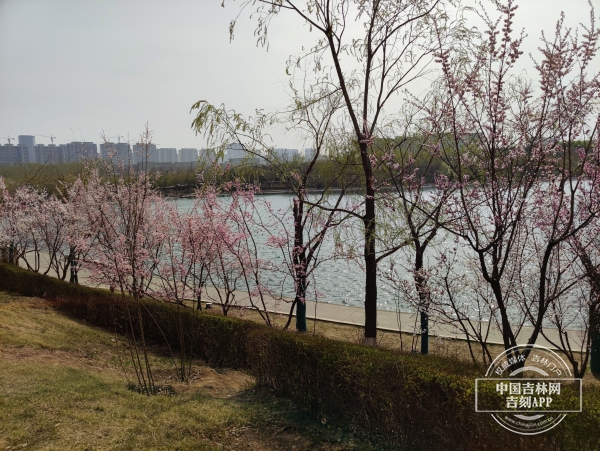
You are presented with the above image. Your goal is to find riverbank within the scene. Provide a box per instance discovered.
[14,250,585,361]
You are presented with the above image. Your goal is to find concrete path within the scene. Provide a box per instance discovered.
[200,286,568,350]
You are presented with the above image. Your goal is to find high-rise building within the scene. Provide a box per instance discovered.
[179,148,199,163]
[198,148,210,163]
[35,144,64,164]
[158,148,177,163]
[64,142,98,162]
[18,135,36,164]
[0,144,24,166]
[227,143,262,166]
[226,142,245,161]
[100,142,131,163]
[304,148,316,161]
[132,143,158,164]
[273,148,299,161]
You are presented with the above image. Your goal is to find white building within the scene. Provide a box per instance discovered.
[179,148,198,163]
[64,142,98,162]
[198,148,212,163]
[0,144,25,166]
[158,148,177,163]
[226,142,246,160]
[225,142,251,166]
[35,144,65,164]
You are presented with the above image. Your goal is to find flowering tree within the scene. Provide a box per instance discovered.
[35,192,82,280]
[531,127,600,377]
[0,172,92,281]
[0,185,47,271]
[153,199,214,309]
[200,184,251,317]
[372,103,458,354]
[564,213,600,376]
[194,180,283,326]
[432,0,600,364]
[0,176,11,263]
[150,197,217,381]
[73,129,165,394]
[76,171,163,299]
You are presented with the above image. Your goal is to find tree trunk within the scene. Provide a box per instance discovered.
[420,312,429,354]
[414,245,429,355]
[363,189,377,345]
[591,305,600,375]
[296,289,307,332]
[360,140,377,346]
[293,197,308,333]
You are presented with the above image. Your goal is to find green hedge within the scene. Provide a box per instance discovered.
[1,263,598,450]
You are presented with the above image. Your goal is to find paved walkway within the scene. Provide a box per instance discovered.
[16,253,574,350]
[200,286,567,349]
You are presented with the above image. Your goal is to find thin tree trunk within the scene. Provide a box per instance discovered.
[296,280,307,332]
[363,191,377,345]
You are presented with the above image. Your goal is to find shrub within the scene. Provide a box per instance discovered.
[1,262,598,450]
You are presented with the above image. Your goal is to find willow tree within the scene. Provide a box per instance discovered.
[194,0,464,345]
[192,69,361,332]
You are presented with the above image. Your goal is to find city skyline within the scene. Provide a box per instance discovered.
[0,1,594,150]
[1,134,314,166]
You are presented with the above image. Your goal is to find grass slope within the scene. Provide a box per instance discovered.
[0,292,375,451]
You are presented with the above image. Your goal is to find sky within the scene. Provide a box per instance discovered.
[0,0,596,150]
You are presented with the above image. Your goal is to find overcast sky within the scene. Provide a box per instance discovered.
[0,0,595,150]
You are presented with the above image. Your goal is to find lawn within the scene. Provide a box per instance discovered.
[0,292,375,451]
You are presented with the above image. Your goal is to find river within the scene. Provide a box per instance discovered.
[173,191,585,330]
[174,193,474,314]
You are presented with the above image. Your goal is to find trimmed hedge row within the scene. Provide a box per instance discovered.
[1,262,598,450]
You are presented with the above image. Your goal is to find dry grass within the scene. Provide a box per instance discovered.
[0,292,376,451]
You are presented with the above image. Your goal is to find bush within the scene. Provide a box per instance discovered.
[1,262,598,450]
